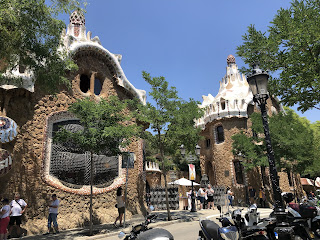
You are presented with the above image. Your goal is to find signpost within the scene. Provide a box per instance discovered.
[188,164,196,212]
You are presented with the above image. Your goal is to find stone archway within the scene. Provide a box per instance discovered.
[205,161,216,186]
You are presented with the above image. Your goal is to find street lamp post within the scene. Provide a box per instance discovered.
[247,64,293,238]
[180,144,201,212]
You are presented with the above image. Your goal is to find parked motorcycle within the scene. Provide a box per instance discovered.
[244,204,261,226]
[285,193,320,239]
[198,205,239,240]
[118,212,174,240]
[231,207,269,239]
[263,192,319,240]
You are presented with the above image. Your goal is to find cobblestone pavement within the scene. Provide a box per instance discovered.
[15,206,273,240]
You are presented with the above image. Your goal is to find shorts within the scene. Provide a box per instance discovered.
[118,207,125,214]
[9,216,22,226]
[199,196,205,204]
[0,217,10,234]
[207,196,214,202]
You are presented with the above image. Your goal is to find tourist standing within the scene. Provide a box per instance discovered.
[46,194,60,234]
[227,187,234,207]
[0,198,10,240]
[259,187,266,208]
[187,189,192,211]
[206,185,215,210]
[114,187,125,227]
[249,186,256,205]
[197,187,206,210]
[8,193,27,238]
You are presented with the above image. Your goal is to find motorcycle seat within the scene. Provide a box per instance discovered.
[137,228,173,240]
[201,220,219,239]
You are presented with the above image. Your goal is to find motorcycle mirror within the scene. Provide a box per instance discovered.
[118,231,126,239]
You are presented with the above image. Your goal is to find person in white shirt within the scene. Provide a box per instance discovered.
[45,194,60,234]
[113,187,125,227]
[8,193,27,238]
[197,187,206,210]
[187,190,192,211]
[0,198,11,240]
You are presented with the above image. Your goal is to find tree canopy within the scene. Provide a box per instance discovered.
[232,107,314,173]
[54,96,142,155]
[0,0,85,92]
[141,71,203,220]
[304,121,320,178]
[237,0,320,112]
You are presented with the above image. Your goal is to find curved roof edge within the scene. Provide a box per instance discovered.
[69,42,146,104]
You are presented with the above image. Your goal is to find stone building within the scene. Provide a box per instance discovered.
[0,11,147,234]
[195,55,304,205]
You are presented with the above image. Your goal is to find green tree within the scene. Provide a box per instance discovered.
[305,121,320,178]
[232,108,314,174]
[0,0,85,92]
[237,0,320,112]
[141,71,203,221]
[54,96,142,235]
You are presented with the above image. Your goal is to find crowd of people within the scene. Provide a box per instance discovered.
[186,184,235,210]
[185,185,271,211]
[0,192,60,239]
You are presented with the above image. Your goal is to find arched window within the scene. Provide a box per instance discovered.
[80,74,90,93]
[215,125,225,144]
[42,112,121,194]
[206,138,211,148]
[79,74,103,96]
[94,78,102,95]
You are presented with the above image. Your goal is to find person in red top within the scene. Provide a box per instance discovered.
[0,198,11,240]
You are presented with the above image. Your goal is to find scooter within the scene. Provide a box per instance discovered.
[231,207,269,239]
[118,207,174,240]
[244,204,261,226]
[198,205,239,240]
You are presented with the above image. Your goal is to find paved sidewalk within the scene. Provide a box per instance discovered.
[17,206,273,240]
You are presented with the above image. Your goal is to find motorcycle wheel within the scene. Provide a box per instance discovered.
[312,222,320,238]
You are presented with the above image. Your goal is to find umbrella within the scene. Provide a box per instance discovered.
[168,177,200,186]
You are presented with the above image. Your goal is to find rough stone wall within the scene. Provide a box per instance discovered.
[199,97,304,205]
[146,172,162,188]
[200,117,247,189]
[0,54,146,235]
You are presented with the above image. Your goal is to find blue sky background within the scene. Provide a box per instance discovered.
[61,0,319,123]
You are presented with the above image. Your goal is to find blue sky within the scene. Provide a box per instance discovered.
[62,0,319,123]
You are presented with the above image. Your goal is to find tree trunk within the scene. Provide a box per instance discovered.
[89,151,93,235]
[158,130,171,221]
[260,166,266,187]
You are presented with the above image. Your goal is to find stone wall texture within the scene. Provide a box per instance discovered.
[0,54,147,235]
[199,98,304,206]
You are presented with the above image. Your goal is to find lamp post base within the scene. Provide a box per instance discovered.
[191,181,197,212]
[274,208,294,238]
